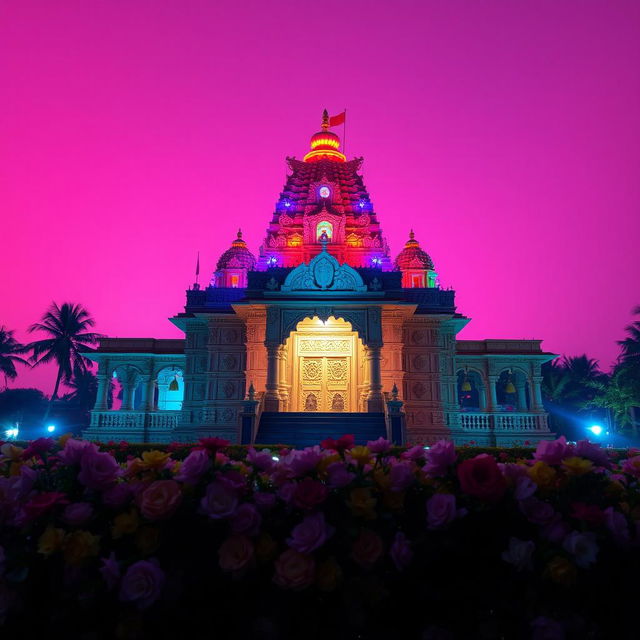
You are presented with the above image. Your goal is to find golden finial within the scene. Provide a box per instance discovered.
[321,109,329,131]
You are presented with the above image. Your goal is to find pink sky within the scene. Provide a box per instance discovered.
[1,0,639,395]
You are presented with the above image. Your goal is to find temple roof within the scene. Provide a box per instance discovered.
[394,230,434,270]
[216,229,257,271]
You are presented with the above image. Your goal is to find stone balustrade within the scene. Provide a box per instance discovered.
[89,411,179,431]
[459,412,549,432]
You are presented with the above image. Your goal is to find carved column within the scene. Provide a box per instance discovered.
[94,374,109,411]
[488,375,499,410]
[367,345,384,412]
[532,376,544,411]
[121,382,134,411]
[145,375,157,411]
[277,345,289,411]
[264,344,281,412]
[516,382,528,412]
[478,385,488,411]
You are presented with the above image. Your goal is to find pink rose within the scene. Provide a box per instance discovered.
[390,531,413,571]
[196,437,229,453]
[426,493,457,529]
[78,450,121,490]
[283,447,323,477]
[389,461,415,491]
[200,481,238,519]
[424,440,457,476]
[367,437,392,453]
[287,512,334,554]
[218,535,255,572]
[138,480,182,521]
[401,445,426,461]
[457,454,506,502]
[23,491,68,521]
[326,462,355,489]
[21,437,55,460]
[351,529,383,569]
[575,440,610,467]
[292,478,328,510]
[533,436,570,465]
[246,447,276,472]
[174,449,211,484]
[217,469,247,492]
[519,497,555,525]
[230,503,262,536]
[273,549,315,590]
[62,502,93,526]
[119,559,165,609]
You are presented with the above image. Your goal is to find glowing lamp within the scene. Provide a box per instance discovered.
[371,257,382,267]
[461,379,471,392]
[319,186,331,198]
[169,376,180,392]
[267,256,278,267]
[358,200,366,209]
[589,425,603,437]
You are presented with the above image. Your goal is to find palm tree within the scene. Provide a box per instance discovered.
[618,306,640,370]
[584,371,638,434]
[27,302,102,421]
[0,326,29,389]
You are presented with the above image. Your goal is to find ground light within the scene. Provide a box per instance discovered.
[589,425,604,437]
[5,427,19,439]
[47,425,56,433]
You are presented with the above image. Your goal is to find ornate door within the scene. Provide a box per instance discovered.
[299,356,350,412]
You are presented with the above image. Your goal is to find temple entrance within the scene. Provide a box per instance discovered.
[286,316,366,412]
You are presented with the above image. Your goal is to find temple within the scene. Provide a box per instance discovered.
[84,111,555,446]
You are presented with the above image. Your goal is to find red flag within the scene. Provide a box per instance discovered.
[328,111,346,127]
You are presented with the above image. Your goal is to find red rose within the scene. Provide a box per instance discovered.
[457,454,506,502]
[292,478,328,510]
[321,434,355,452]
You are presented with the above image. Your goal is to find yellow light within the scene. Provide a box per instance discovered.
[303,149,346,163]
[310,137,340,150]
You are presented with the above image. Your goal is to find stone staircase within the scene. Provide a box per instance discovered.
[255,412,386,448]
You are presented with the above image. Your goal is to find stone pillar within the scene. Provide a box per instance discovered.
[121,382,134,411]
[264,344,281,412]
[488,375,499,411]
[156,382,168,410]
[145,375,157,411]
[367,344,384,412]
[532,376,544,411]
[516,382,528,412]
[478,385,488,411]
[95,374,109,411]
[277,345,289,411]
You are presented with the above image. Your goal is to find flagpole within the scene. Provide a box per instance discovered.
[343,108,347,157]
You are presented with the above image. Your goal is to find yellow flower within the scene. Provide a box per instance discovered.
[349,446,372,466]
[316,557,343,592]
[254,532,277,563]
[1,443,24,461]
[546,556,576,587]
[112,508,140,538]
[562,457,594,476]
[317,454,341,475]
[348,487,377,520]
[58,433,73,447]
[38,526,66,556]
[373,468,391,491]
[529,461,557,488]
[139,450,171,470]
[135,526,161,555]
[63,530,100,565]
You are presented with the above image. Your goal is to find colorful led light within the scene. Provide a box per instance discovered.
[310,137,340,150]
[303,149,346,163]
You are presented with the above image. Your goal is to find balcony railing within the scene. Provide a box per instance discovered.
[90,411,180,430]
[459,412,548,432]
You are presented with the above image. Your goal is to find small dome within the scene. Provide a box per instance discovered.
[309,129,341,152]
[216,229,256,270]
[303,109,346,163]
[394,230,434,270]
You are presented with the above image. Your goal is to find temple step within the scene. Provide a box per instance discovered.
[255,412,386,447]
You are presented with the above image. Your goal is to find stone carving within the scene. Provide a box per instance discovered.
[412,382,427,399]
[369,277,382,291]
[327,359,348,381]
[356,214,370,227]
[302,360,322,381]
[220,408,235,422]
[331,393,345,412]
[265,277,279,291]
[279,213,293,226]
[222,329,237,344]
[304,393,318,412]
[413,355,427,370]
[221,354,237,370]
[223,380,235,398]
[299,339,350,353]
[411,330,426,344]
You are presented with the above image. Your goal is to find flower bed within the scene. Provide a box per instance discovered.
[1,435,640,639]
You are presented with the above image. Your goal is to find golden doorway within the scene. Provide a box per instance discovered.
[287,317,365,412]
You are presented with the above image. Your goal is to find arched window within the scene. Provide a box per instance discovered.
[316,221,333,241]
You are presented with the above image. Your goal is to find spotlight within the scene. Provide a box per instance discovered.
[46,425,56,433]
[271,455,280,462]
[5,428,19,439]
[588,425,603,437]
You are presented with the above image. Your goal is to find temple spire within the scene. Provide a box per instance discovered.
[321,108,329,131]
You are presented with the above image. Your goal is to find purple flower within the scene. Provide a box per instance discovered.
[423,440,457,476]
[390,531,413,570]
[21,437,55,460]
[78,450,121,490]
[119,559,165,609]
[282,447,323,477]
[246,447,276,471]
[604,506,631,548]
[174,448,211,484]
[326,462,355,489]
[59,438,99,465]
[574,439,610,467]
[230,503,262,536]
[533,436,570,466]
[531,617,565,640]
[389,461,415,491]
[101,483,132,509]
[426,493,457,529]
[253,491,277,512]
[514,475,537,501]
[287,512,334,554]
[563,530,598,568]
[367,437,392,453]
[62,502,93,526]
[501,537,535,571]
[519,497,556,525]
[401,445,426,461]
[199,481,238,519]
[99,552,121,590]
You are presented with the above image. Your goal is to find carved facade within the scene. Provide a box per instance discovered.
[85,112,555,445]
